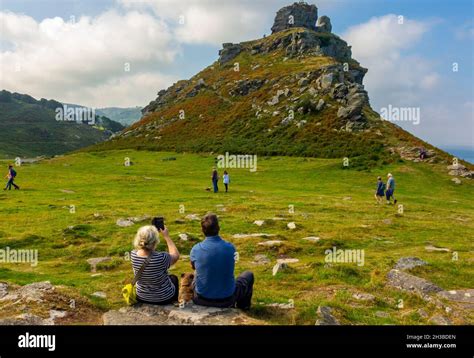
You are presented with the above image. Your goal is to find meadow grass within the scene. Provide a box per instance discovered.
[0,150,472,324]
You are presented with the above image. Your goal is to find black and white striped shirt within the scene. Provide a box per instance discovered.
[131,250,175,303]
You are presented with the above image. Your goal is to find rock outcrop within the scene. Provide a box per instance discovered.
[271,2,318,34]
[103,303,262,325]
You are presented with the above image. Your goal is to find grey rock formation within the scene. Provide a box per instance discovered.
[103,304,261,325]
[394,257,428,271]
[218,43,242,64]
[86,257,111,273]
[316,15,332,32]
[386,269,443,295]
[229,79,265,96]
[315,306,340,325]
[271,2,318,34]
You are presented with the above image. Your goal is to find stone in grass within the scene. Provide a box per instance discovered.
[451,178,462,185]
[87,257,111,273]
[258,240,283,247]
[437,289,474,304]
[287,222,296,230]
[352,292,375,302]
[92,292,107,299]
[425,245,450,253]
[382,219,392,225]
[429,315,452,325]
[277,258,299,264]
[253,220,265,227]
[343,196,352,201]
[253,254,270,265]
[417,309,429,319]
[59,189,75,194]
[234,233,276,239]
[386,269,442,295]
[178,233,189,241]
[185,214,200,221]
[302,236,320,243]
[375,311,390,318]
[272,262,288,276]
[116,218,134,227]
[394,257,428,271]
[315,306,340,325]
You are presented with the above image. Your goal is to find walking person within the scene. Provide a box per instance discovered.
[211,167,219,193]
[3,165,19,191]
[386,173,397,205]
[374,176,385,204]
[223,171,230,193]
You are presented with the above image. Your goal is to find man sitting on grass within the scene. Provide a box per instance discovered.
[190,213,254,309]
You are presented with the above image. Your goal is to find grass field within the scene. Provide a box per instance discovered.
[0,150,472,325]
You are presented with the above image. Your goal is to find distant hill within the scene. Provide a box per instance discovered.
[0,90,124,158]
[95,107,142,126]
[87,2,454,170]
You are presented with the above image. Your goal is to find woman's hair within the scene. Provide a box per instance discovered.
[377,176,381,180]
[134,225,159,251]
[224,170,228,174]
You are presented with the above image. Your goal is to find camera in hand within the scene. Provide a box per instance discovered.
[152,217,165,231]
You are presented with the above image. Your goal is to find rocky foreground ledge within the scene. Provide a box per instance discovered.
[103,304,263,325]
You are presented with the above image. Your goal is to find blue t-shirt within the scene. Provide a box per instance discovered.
[387,177,395,190]
[190,236,235,299]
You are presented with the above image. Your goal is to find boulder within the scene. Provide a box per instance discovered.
[352,292,375,302]
[103,304,261,325]
[116,218,134,227]
[302,236,320,243]
[425,245,450,253]
[451,178,462,185]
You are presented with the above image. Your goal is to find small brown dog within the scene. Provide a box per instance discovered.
[178,272,195,306]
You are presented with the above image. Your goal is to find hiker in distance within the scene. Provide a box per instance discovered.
[3,165,20,191]
[374,176,385,204]
[190,213,254,309]
[211,167,219,193]
[223,170,230,193]
[130,225,180,305]
[386,173,397,205]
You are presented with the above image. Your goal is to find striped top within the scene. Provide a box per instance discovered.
[131,250,175,303]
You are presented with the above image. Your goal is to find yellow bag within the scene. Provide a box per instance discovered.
[122,255,151,306]
[122,283,137,306]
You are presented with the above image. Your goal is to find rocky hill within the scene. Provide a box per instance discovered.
[85,2,463,170]
[0,90,124,158]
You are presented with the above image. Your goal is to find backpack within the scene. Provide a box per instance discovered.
[10,168,17,178]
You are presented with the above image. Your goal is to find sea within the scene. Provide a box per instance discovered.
[441,147,474,165]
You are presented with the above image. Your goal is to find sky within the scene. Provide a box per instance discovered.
[0,0,473,150]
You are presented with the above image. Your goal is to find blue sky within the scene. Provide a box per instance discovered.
[0,0,473,151]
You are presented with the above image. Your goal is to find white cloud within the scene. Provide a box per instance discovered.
[0,10,179,107]
[344,14,440,106]
[119,0,273,45]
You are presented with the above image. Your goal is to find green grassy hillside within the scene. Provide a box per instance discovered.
[87,28,453,171]
[0,150,472,324]
[0,91,124,158]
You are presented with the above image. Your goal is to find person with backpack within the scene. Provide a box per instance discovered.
[4,165,19,190]
[223,171,230,193]
[375,176,385,204]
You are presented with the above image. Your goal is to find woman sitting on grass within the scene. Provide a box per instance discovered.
[131,225,180,305]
